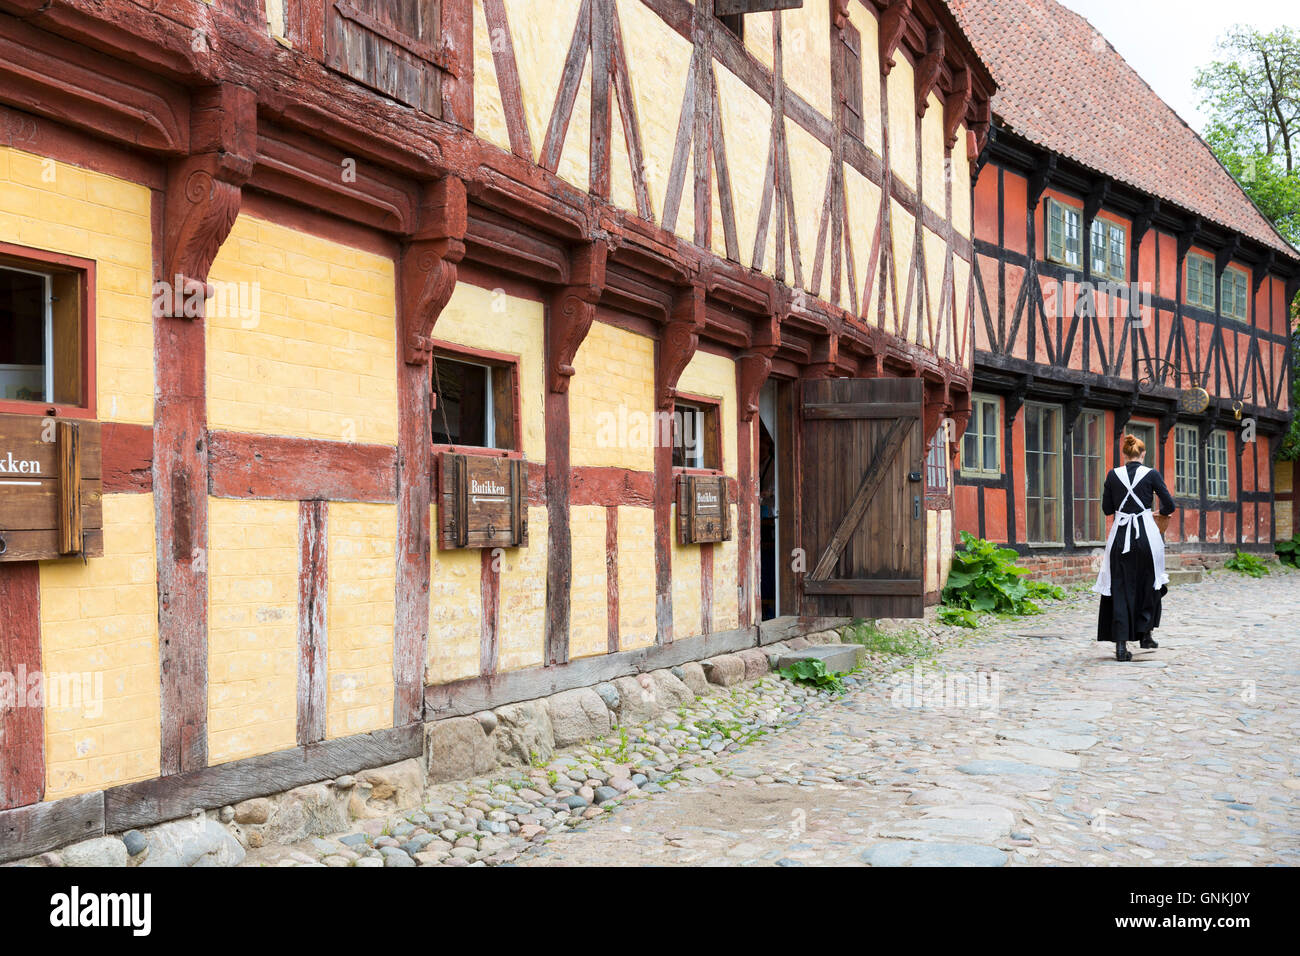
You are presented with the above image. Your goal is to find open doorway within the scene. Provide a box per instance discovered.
[758,379,795,620]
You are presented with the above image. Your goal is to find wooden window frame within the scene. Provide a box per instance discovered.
[1206,429,1230,500]
[1046,197,1083,269]
[1174,423,1200,498]
[672,392,723,475]
[1124,420,1157,467]
[1221,265,1249,322]
[925,427,949,494]
[1185,252,1216,310]
[429,341,522,458]
[1024,402,1064,546]
[960,393,1002,478]
[1072,409,1105,545]
[0,242,96,419]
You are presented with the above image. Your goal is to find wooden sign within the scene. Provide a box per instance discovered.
[0,413,103,562]
[676,474,731,545]
[438,453,527,550]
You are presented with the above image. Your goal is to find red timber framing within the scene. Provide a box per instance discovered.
[960,130,1300,557]
[0,0,994,852]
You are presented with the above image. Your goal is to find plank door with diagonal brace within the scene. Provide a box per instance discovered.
[799,377,925,618]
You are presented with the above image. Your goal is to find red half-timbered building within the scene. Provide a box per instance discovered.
[950,0,1299,577]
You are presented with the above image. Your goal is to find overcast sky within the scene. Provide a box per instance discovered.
[1057,0,1296,133]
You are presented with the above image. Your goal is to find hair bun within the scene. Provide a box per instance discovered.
[1122,433,1146,458]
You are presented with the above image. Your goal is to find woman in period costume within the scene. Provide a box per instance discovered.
[1093,433,1177,661]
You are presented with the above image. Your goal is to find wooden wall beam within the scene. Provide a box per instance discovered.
[0,563,43,810]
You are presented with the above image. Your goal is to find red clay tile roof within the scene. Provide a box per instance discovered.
[948,0,1299,259]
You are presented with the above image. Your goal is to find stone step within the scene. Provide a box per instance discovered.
[1166,569,1203,585]
[774,644,865,675]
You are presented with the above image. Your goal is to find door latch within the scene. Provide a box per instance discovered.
[913,495,921,520]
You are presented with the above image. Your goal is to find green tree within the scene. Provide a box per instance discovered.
[1197,26,1300,459]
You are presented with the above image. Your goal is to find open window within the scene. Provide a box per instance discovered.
[672,397,722,471]
[0,246,94,417]
[430,347,519,452]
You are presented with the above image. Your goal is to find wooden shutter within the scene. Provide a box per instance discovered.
[715,0,805,14]
[799,377,925,618]
[326,0,443,115]
[837,24,864,143]
[438,453,528,549]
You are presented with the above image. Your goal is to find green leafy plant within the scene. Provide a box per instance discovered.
[940,531,1065,627]
[778,658,846,694]
[1225,550,1271,578]
[1276,535,1300,568]
[842,619,936,657]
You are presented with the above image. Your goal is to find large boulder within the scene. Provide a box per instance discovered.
[263,783,350,842]
[492,700,555,766]
[674,662,711,697]
[702,654,745,686]
[610,675,658,724]
[139,818,245,867]
[736,648,770,680]
[648,669,694,709]
[548,688,612,747]
[425,715,499,783]
[350,759,424,819]
[60,836,128,868]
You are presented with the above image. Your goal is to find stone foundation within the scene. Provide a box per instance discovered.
[14,630,853,867]
[1018,549,1236,585]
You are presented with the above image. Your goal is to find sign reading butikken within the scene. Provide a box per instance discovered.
[438,453,528,549]
[0,412,103,561]
[676,474,731,545]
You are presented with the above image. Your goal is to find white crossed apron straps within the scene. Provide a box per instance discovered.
[1092,464,1168,596]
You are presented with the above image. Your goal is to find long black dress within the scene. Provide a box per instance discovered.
[1096,461,1177,645]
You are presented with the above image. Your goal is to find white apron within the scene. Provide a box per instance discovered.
[1092,464,1168,597]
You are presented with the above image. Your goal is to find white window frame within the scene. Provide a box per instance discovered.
[1220,266,1249,322]
[960,393,1002,478]
[1088,218,1128,281]
[1046,198,1082,269]
[1185,253,1216,310]
[1024,402,1064,546]
[431,355,498,449]
[1174,423,1200,497]
[1206,429,1230,500]
[1072,409,1106,545]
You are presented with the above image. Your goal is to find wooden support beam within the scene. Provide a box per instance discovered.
[395,178,468,727]
[0,563,43,810]
[942,66,971,150]
[879,0,912,76]
[297,500,328,746]
[914,28,945,116]
[155,83,257,777]
[545,240,609,665]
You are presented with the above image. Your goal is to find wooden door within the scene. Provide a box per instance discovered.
[799,377,925,618]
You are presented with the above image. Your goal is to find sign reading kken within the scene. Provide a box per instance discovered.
[0,413,103,561]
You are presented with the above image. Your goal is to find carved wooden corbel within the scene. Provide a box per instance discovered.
[1252,250,1275,295]
[1027,154,1057,211]
[804,328,841,380]
[943,67,971,150]
[158,85,258,319]
[547,240,609,393]
[915,28,945,116]
[737,304,782,423]
[947,386,973,450]
[879,0,912,76]
[832,0,851,30]
[657,284,705,410]
[923,378,950,444]
[399,176,468,365]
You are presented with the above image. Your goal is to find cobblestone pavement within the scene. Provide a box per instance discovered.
[517,571,1300,867]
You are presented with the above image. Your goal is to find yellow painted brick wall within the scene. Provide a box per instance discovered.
[497,506,548,671]
[473,0,512,153]
[39,494,159,799]
[504,0,585,165]
[207,498,299,766]
[616,0,693,224]
[714,504,740,631]
[887,53,918,190]
[921,91,947,221]
[889,199,916,337]
[571,321,656,471]
[848,3,883,156]
[952,124,972,240]
[206,215,398,445]
[845,165,883,319]
[671,522,701,639]
[327,502,397,739]
[780,1,832,119]
[569,505,609,660]
[0,147,153,424]
[785,117,833,299]
[427,504,482,684]
[617,505,656,649]
[715,65,770,271]
[433,282,546,461]
[676,350,737,476]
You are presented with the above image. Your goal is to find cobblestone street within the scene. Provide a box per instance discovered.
[517,572,1300,867]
